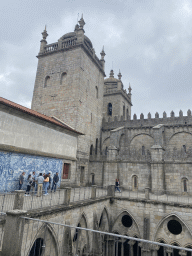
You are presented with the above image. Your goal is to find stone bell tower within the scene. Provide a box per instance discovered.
[31,15,106,184]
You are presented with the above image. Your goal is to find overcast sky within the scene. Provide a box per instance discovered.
[1,0,192,118]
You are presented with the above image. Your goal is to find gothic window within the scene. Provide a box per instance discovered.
[142,146,145,155]
[182,178,188,192]
[132,175,138,190]
[108,103,112,116]
[126,108,129,119]
[183,145,186,153]
[123,105,125,118]
[44,76,50,87]
[90,145,93,155]
[60,72,67,85]
[96,86,98,99]
[95,138,98,155]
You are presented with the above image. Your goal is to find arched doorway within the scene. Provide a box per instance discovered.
[29,238,44,256]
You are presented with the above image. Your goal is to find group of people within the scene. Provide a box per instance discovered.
[19,171,59,196]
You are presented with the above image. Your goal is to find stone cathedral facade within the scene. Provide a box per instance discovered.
[6,15,190,253]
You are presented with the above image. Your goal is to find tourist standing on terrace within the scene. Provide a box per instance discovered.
[19,172,25,190]
[51,172,59,192]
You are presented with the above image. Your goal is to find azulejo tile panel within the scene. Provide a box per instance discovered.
[0,151,63,192]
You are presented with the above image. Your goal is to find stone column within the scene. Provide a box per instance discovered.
[1,210,27,256]
[145,187,150,200]
[151,244,160,256]
[151,145,165,194]
[107,185,115,197]
[128,240,135,256]
[13,190,25,210]
[91,185,97,199]
[165,247,173,256]
[64,187,71,205]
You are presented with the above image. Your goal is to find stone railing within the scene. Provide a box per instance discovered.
[62,38,77,48]
[44,43,58,53]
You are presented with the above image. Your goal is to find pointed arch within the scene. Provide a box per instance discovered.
[28,222,59,256]
[98,207,110,232]
[112,210,141,237]
[153,213,192,244]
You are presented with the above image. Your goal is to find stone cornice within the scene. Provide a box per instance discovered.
[37,42,106,76]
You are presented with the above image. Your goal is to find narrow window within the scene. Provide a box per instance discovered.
[108,103,112,116]
[96,86,98,99]
[90,145,93,155]
[183,179,187,192]
[183,145,186,153]
[132,175,138,190]
[44,76,50,87]
[123,105,125,118]
[127,108,129,119]
[60,72,67,85]
[142,146,145,155]
[91,174,95,185]
[95,138,98,155]
[63,163,70,179]
[105,146,108,155]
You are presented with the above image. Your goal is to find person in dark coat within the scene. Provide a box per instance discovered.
[51,172,59,192]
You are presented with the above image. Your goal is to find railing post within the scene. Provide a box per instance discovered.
[13,190,25,210]
[107,185,115,197]
[145,187,150,200]
[1,210,27,256]
[64,187,71,205]
[91,185,97,199]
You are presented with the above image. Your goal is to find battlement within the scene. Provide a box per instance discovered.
[102,109,192,130]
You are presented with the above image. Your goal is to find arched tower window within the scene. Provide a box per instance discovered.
[105,146,108,156]
[108,103,112,116]
[132,175,138,190]
[123,105,125,118]
[60,72,67,85]
[183,145,186,153]
[95,138,98,155]
[95,86,98,99]
[44,76,50,87]
[142,146,145,155]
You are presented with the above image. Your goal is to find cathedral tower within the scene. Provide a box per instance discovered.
[31,16,105,185]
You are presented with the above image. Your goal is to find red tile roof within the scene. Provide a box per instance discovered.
[0,97,83,135]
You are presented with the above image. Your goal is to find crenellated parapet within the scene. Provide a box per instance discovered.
[102,110,192,130]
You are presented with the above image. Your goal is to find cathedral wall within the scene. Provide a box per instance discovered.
[164,163,192,194]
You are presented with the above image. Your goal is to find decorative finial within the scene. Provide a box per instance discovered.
[78,14,85,29]
[42,25,48,40]
[109,70,114,78]
[128,83,132,94]
[100,46,106,60]
[118,70,122,80]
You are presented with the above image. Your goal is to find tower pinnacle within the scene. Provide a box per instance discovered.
[109,70,114,78]
[78,14,85,29]
[41,26,48,40]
